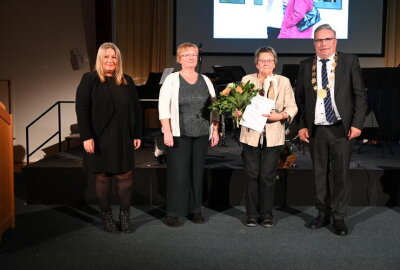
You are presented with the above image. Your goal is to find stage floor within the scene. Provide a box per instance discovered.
[25,130,400,171]
[136,134,400,171]
[22,134,400,206]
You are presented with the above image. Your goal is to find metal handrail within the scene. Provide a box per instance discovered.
[26,101,75,164]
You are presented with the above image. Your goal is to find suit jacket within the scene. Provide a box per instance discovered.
[239,74,298,147]
[75,71,142,141]
[295,52,367,136]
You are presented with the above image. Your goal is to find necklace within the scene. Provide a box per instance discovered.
[311,53,338,99]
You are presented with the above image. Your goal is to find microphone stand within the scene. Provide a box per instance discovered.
[197,43,203,74]
[198,51,203,74]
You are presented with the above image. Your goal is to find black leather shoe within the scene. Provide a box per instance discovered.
[191,213,206,224]
[245,218,257,227]
[260,218,274,228]
[333,219,348,236]
[166,216,181,227]
[309,214,330,229]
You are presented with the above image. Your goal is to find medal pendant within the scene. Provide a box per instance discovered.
[318,89,327,99]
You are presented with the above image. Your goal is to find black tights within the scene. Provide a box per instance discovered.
[94,170,133,212]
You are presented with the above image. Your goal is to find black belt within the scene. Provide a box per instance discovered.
[314,120,342,127]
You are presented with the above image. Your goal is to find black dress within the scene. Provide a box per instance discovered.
[87,77,135,173]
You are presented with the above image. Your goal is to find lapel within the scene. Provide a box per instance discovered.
[306,56,317,100]
[334,52,342,98]
[335,53,343,100]
[271,75,278,101]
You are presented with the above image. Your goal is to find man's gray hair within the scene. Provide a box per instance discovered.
[314,24,337,38]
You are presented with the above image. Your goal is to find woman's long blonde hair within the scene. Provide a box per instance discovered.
[95,42,127,85]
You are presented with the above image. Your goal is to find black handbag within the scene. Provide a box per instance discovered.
[297,6,321,32]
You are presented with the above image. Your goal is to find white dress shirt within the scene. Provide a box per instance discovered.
[314,54,341,125]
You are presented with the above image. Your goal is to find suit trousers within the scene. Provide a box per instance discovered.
[242,143,282,219]
[166,135,209,217]
[309,122,353,219]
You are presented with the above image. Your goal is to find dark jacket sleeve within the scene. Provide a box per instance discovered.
[126,75,143,140]
[349,55,367,130]
[295,59,308,131]
[75,72,95,141]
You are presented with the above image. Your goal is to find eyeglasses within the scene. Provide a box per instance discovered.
[181,54,198,58]
[258,59,275,64]
[314,37,336,43]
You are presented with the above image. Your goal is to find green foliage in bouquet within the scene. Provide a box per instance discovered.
[209,80,261,127]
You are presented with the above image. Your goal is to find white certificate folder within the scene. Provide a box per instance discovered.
[240,96,275,133]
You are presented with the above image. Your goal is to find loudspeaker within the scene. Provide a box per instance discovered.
[70,48,84,70]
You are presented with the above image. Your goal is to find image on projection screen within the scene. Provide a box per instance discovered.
[214,0,348,39]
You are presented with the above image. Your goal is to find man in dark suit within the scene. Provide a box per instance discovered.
[296,24,367,236]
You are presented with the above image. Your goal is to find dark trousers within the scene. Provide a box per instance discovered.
[166,135,209,217]
[309,122,353,219]
[242,143,282,219]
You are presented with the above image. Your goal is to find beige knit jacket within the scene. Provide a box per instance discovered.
[239,73,298,147]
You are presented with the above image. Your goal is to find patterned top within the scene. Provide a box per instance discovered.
[178,74,211,137]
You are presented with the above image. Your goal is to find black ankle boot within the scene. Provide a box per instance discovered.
[165,216,181,227]
[191,213,205,224]
[119,210,132,233]
[101,211,119,233]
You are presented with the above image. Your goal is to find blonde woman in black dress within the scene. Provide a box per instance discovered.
[76,42,142,233]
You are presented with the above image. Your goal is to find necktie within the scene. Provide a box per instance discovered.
[267,81,274,99]
[320,59,337,124]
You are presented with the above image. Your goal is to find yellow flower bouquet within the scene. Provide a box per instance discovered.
[209,80,261,128]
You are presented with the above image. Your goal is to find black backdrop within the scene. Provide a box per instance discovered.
[362,68,400,143]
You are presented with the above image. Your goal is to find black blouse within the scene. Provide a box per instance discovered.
[75,71,142,141]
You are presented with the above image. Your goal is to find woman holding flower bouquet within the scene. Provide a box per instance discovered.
[158,42,219,227]
[237,46,297,227]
